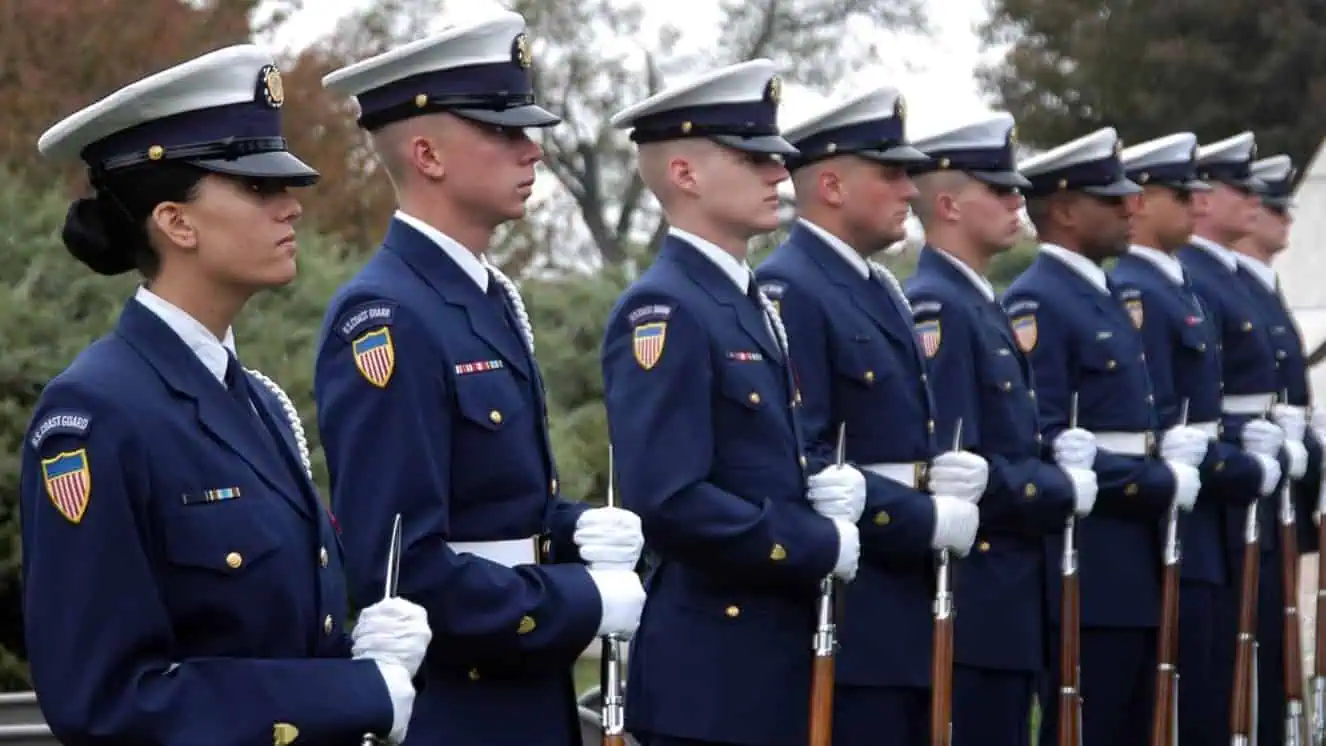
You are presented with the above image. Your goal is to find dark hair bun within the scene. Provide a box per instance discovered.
[61,195,137,276]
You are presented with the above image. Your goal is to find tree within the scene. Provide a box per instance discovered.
[283,0,931,269]
[978,1,1326,172]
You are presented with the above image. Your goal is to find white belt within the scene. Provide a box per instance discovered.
[1222,393,1275,415]
[449,536,539,567]
[1189,420,1219,438]
[861,462,926,489]
[1093,431,1153,456]
[1280,404,1307,418]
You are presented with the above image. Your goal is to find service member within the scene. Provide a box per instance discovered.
[756,87,988,745]
[316,12,646,746]
[1109,133,1281,746]
[904,113,1095,746]
[602,60,866,746]
[1181,132,1296,746]
[23,46,431,745]
[1003,127,1207,746]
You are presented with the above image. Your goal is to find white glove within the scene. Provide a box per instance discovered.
[1063,467,1097,517]
[928,451,989,504]
[587,569,645,638]
[807,464,867,523]
[1273,404,1308,441]
[352,597,433,678]
[1241,418,1285,459]
[1310,409,1326,444]
[574,507,645,571]
[830,519,861,581]
[1053,428,1097,470]
[931,496,979,556]
[1285,439,1309,480]
[372,660,415,744]
[1160,425,1210,468]
[1254,454,1282,497]
[1168,461,1200,511]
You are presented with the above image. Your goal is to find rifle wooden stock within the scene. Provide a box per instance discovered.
[1150,508,1181,746]
[1312,505,1326,745]
[1231,507,1261,741]
[930,578,954,746]
[1057,520,1082,746]
[810,652,835,746]
[1283,488,1307,741]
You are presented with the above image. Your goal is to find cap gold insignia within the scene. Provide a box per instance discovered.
[259,64,284,109]
[513,33,533,69]
[765,76,782,106]
[273,722,299,745]
[894,95,906,120]
[1008,125,1018,147]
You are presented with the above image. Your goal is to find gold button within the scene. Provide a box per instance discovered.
[769,544,787,561]
[489,410,503,424]
[1198,343,1206,352]
[725,605,741,618]
[225,552,243,569]
[1029,390,1037,400]
[864,371,876,384]
[550,478,558,493]
[323,615,334,634]
[928,420,936,434]
[319,547,329,567]
[795,390,803,405]
[1146,394,1154,404]
[978,541,991,552]
[1024,484,1037,499]
[517,615,537,635]
[1215,461,1226,472]
[749,392,761,405]
[1242,321,1253,332]
[1277,350,1287,360]
[468,668,481,681]
[921,374,929,384]
[1140,353,1146,363]
[799,455,808,468]
[874,510,891,526]
[1125,483,1139,497]
[147,144,165,160]
[1001,381,1012,392]
[1107,360,1117,370]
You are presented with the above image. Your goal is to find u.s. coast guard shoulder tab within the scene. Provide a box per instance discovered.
[29,410,92,450]
[1118,287,1142,301]
[40,447,91,524]
[626,303,673,325]
[911,300,943,317]
[759,281,787,314]
[629,303,672,371]
[334,300,397,342]
[1004,298,1039,317]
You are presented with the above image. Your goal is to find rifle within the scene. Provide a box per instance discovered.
[1057,393,1083,746]
[1150,399,1188,746]
[930,418,962,746]
[1231,407,1268,746]
[809,423,848,746]
[601,445,628,746]
[362,514,404,746]
[1312,410,1326,746]
[1281,395,1307,746]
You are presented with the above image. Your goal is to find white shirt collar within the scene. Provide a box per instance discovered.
[797,218,870,279]
[395,210,489,291]
[133,285,236,384]
[669,226,752,292]
[1127,244,1186,285]
[1232,251,1278,291]
[1039,243,1110,295]
[1188,234,1239,272]
[930,245,995,301]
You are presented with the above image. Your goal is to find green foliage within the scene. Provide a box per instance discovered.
[979,0,1326,171]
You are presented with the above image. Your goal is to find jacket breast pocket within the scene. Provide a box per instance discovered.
[714,362,786,468]
[158,497,286,623]
[454,368,530,432]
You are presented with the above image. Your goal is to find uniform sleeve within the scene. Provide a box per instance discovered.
[767,277,935,558]
[601,295,839,587]
[910,292,1073,537]
[1199,441,1266,508]
[21,387,392,746]
[314,298,602,671]
[546,498,591,565]
[1003,294,1174,521]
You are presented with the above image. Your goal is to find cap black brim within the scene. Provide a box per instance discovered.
[1183,178,1213,192]
[712,133,799,155]
[1262,196,1294,209]
[857,144,931,165]
[193,150,320,186]
[1081,178,1142,197]
[454,105,562,128]
[970,170,1033,189]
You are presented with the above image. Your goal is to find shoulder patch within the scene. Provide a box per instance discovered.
[1004,298,1039,316]
[41,448,91,524]
[1011,314,1038,352]
[1124,297,1144,329]
[915,319,942,358]
[29,410,91,450]
[911,300,943,317]
[352,328,396,388]
[633,322,667,370]
[627,304,673,325]
[335,300,397,341]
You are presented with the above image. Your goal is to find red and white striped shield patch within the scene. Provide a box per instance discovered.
[915,319,942,358]
[352,328,396,388]
[41,448,90,524]
[633,322,667,370]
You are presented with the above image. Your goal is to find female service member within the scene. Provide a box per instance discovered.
[20,45,431,745]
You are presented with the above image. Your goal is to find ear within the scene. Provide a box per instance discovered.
[935,191,960,222]
[1050,193,1078,230]
[669,155,698,194]
[150,201,197,251]
[411,134,446,181]
[819,167,846,208]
